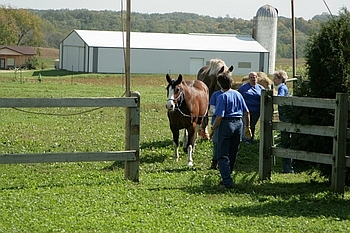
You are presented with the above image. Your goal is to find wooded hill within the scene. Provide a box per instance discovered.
[5,7,332,58]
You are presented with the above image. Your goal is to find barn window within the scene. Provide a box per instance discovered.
[238,62,251,68]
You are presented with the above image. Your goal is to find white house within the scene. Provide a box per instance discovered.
[59,30,270,75]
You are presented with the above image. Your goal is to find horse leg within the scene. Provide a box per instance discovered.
[182,129,188,152]
[171,128,180,162]
[198,116,210,140]
[186,125,198,167]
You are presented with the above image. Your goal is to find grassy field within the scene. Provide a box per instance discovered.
[0,70,349,232]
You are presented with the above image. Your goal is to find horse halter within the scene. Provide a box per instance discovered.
[167,86,184,110]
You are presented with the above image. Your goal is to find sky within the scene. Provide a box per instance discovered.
[4,0,349,20]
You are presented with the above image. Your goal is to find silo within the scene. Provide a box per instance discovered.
[253,4,278,74]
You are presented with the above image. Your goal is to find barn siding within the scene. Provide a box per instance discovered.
[60,30,269,75]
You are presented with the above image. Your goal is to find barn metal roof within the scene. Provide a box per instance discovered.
[73,30,268,53]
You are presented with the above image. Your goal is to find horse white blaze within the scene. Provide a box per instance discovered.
[166,87,175,111]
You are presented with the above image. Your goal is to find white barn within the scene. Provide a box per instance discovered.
[59,29,269,75]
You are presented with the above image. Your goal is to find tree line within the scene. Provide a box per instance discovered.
[1,6,331,58]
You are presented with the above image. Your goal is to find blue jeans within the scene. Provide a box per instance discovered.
[212,127,219,161]
[279,107,294,173]
[217,118,243,187]
[242,111,260,143]
[282,158,294,173]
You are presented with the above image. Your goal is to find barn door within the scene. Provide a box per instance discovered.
[190,58,204,75]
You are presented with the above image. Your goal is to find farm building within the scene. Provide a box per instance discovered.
[59,4,279,75]
[0,45,36,70]
[59,30,270,75]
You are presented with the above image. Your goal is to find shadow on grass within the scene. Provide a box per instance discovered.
[140,139,173,149]
[32,70,85,77]
[220,181,350,220]
[181,174,350,219]
[102,161,125,171]
[140,139,173,164]
[101,139,174,170]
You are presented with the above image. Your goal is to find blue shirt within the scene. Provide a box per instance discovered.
[209,90,223,124]
[277,83,290,122]
[277,83,289,97]
[238,82,264,113]
[215,89,248,118]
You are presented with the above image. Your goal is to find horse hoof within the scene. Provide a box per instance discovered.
[188,161,193,167]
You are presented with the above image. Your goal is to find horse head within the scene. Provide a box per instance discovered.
[217,65,234,76]
[216,65,235,87]
[216,65,234,86]
[166,74,183,111]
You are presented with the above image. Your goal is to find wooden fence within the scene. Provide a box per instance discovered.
[259,90,350,193]
[0,92,140,182]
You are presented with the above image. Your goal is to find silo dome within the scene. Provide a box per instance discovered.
[256,4,278,18]
[253,4,278,74]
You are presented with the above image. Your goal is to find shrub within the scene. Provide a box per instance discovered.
[26,57,40,70]
[288,8,350,183]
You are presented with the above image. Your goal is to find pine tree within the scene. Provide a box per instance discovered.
[289,8,350,183]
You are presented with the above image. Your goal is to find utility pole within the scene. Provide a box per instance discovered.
[291,0,296,78]
[125,0,139,181]
[126,0,131,97]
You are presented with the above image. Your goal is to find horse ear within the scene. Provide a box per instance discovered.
[166,74,171,83]
[218,66,225,74]
[177,74,183,83]
[229,65,234,72]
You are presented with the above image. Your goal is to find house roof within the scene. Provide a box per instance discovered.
[0,45,36,55]
[71,30,268,53]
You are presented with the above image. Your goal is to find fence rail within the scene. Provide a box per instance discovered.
[259,90,349,193]
[0,94,140,182]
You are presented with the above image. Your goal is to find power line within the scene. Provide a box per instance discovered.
[322,0,333,17]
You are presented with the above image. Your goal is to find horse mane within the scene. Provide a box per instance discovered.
[208,58,228,76]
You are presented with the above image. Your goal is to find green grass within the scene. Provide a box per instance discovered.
[0,71,349,232]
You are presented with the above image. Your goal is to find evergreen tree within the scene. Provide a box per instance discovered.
[306,8,350,98]
[289,8,350,183]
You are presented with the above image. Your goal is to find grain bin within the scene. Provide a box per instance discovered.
[253,4,278,74]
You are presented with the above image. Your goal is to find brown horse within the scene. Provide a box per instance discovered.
[197,58,233,98]
[197,58,234,139]
[166,74,209,166]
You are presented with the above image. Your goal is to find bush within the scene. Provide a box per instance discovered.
[288,8,350,183]
[26,57,40,70]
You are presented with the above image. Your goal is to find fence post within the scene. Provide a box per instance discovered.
[259,89,274,180]
[331,93,348,194]
[125,91,140,182]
